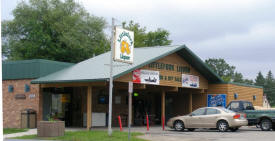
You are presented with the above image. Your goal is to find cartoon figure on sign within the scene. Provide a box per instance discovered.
[121,40,131,55]
[115,28,134,62]
[133,69,141,83]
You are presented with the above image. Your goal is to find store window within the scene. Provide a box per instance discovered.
[234,93,238,99]
[51,94,71,121]
[25,84,30,92]
[253,95,256,100]
[8,85,14,92]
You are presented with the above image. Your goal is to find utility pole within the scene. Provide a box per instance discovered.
[108,18,115,136]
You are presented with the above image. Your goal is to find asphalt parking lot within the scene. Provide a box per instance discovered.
[138,126,275,141]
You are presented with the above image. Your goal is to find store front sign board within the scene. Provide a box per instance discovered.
[133,69,159,85]
[182,74,199,88]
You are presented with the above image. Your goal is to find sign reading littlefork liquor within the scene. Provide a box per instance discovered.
[114,27,134,64]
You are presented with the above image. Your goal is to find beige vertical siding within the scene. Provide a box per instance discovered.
[116,53,209,89]
[208,84,263,106]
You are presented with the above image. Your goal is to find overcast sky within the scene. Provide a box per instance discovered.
[2,0,275,80]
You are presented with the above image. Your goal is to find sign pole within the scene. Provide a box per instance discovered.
[128,82,133,141]
[108,17,115,136]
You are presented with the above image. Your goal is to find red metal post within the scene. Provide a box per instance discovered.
[162,115,165,130]
[118,115,123,131]
[146,114,149,131]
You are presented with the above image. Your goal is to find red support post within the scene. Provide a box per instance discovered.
[162,115,165,131]
[146,114,149,131]
[118,115,123,131]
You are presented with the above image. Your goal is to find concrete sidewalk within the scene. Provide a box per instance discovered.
[4,129,37,139]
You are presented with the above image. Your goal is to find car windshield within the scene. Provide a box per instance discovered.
[220,107,235,113]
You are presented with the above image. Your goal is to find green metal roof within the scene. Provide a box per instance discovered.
[3,59,74,80]
[31,45,224,84]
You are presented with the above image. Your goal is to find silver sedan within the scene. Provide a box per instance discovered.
[167,107,248,132]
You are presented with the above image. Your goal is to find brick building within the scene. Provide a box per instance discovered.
[2,45,264,129]
[2,59,73,128]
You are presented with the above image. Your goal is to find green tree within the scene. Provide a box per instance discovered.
[255,71,265,87]
[243,79,254,85]
[233,72,244,83]
[2,0,109,63]
[265,70,275,106]
[144,28,172,46]
[205,58,236,82]
[233,72,254,84]
[122,21,172,47]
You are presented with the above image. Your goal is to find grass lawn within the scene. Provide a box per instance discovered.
[13,130,147,141]
[4,128,28,134]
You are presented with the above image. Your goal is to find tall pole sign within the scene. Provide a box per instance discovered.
[108,18,134,136]
[114,27,134,64]
[108,18,115,136]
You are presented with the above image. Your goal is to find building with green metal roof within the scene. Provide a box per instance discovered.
[2,59,74,128]
[31,45,223,84]
[3,59,74,80]
[2,45,263,129]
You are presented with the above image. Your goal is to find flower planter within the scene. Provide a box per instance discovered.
[37,121,65,137]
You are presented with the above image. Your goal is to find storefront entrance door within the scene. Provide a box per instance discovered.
[133,92,160,126]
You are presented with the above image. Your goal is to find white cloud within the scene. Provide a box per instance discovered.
[2,0,275,79]
[190,22,275,79]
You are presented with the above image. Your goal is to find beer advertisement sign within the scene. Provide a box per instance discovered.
[114,27,134,63]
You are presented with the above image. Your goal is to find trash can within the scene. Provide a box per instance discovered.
[21,109,36,128]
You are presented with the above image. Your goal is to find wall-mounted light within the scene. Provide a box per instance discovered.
[8,85,14,92]
[234,93,238,99]
[253,95,256,100]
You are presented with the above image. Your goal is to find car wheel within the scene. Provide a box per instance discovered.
[174,120,185,131]
[260,119,272,131]
[217,120,229,132]
[229,127,239,132]
[187,128,195,132]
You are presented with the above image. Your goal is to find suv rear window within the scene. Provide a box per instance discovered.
[227,102,240,111]
[243,102,253,110]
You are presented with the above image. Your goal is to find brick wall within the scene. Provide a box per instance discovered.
[2,79,40,128]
